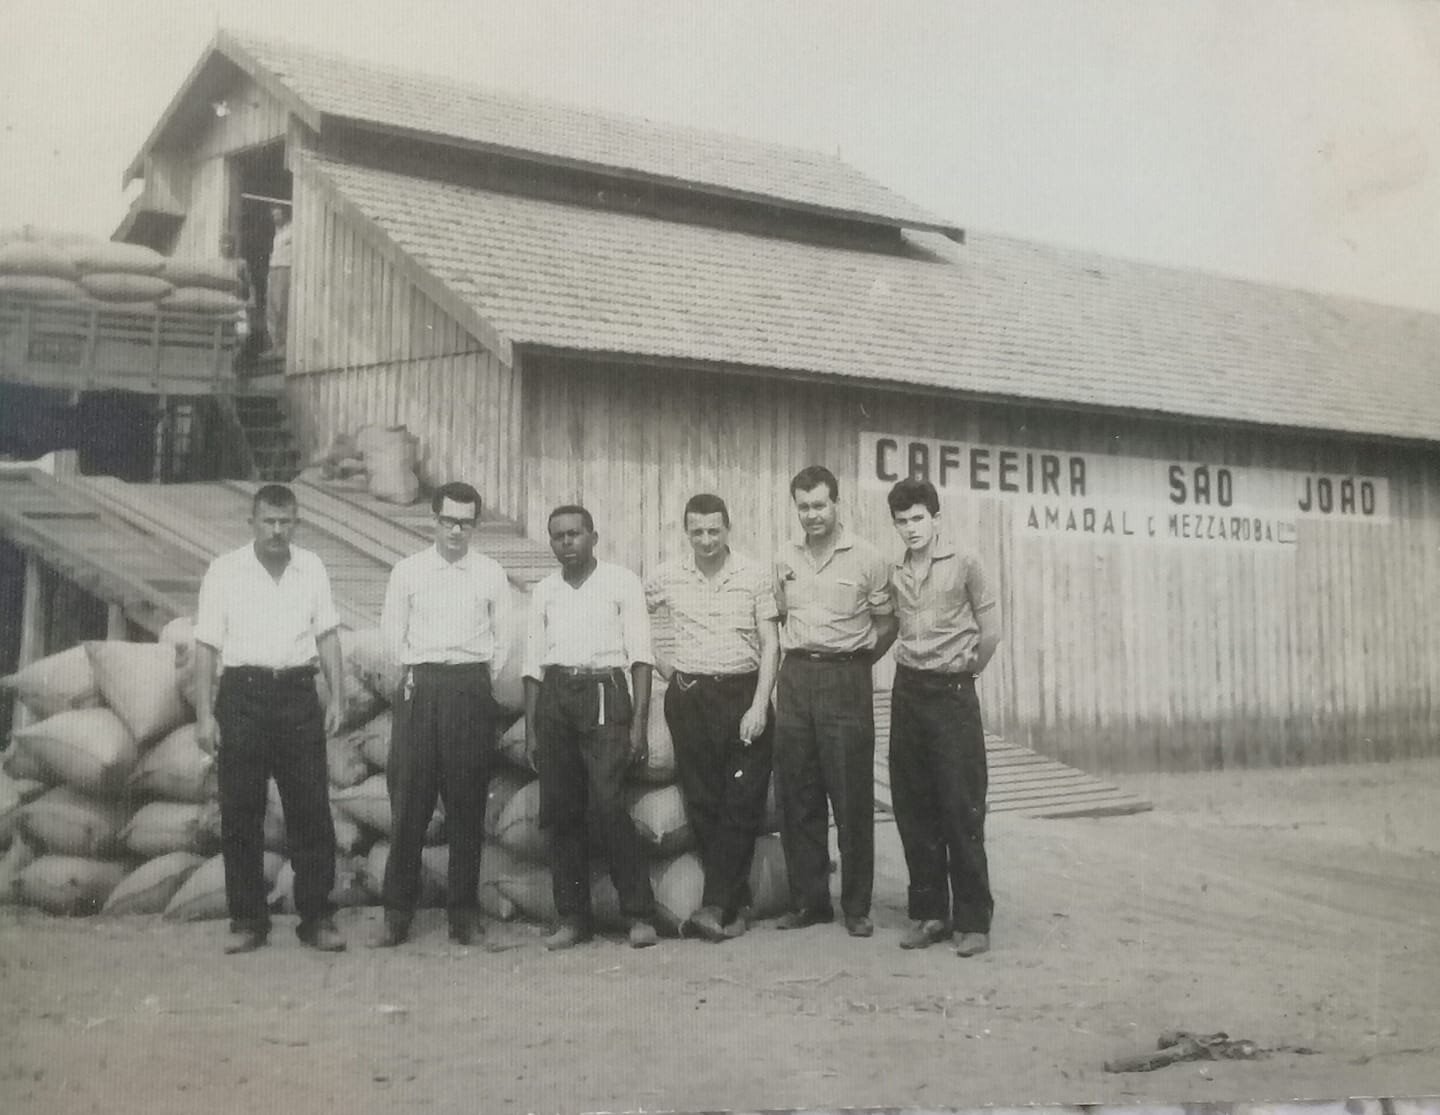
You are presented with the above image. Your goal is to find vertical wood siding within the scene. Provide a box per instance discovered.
[170,157,229,259]
[283,181,523,519]
[523,356,1440,773]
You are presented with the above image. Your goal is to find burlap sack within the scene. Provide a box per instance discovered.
[165,851,283,921]
[128,723,216,803]
[85,641,189,745]
[102,852,206,916]
[19,855,128,916]
[79,272,173,303]
[70,241,165,276]
[12,708,138,795]
[17,786,129,856]
[0,645,103,719]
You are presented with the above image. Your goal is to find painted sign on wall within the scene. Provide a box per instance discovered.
[859,432,1390,547]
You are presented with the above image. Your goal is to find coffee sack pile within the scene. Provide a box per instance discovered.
[0,606,790,934]
[0,227,245,322]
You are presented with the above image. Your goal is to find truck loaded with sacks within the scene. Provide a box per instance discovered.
[0,615,791,934]
[0,227,246,399]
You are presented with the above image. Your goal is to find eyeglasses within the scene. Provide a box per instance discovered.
[437,516,477,531]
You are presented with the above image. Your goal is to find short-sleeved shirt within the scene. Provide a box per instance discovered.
[523,561,653,681]
[890,540,996,673]
[645,549,779,675]
[773,527,893,654]
[381,545,512,667]
[194,543,341,669]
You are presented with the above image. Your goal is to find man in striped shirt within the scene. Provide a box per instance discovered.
[646,493,780,941]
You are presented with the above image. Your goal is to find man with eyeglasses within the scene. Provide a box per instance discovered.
[373,482,511,947]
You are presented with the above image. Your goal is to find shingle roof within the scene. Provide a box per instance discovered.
[306,153,1440,445]
[203,30,955,235]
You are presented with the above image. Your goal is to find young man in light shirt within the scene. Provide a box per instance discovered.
[887,478,1002,957]
[373,481,511,948]
[645,493,779,942]
[193,484,346,955]
[523,505,658,950]
[772,465,896,938]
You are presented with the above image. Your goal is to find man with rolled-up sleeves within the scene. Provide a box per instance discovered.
[772,465,896,938]
[887,478,1002,958]
[193,483,346,955]
[523,504,658,951]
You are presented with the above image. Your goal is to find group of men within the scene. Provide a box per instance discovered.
[193,465,1000,960]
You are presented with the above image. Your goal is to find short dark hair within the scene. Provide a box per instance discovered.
[683,493,730,529]
[887,478,940,517]
[790,465,838,502]
[252,484,298,515]
[547,503,594,533]
[432,482,482,519]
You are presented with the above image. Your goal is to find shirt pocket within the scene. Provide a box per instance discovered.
[822,576,865,618]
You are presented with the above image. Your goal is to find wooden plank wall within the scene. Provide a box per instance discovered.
[523,356,1440,773]
[165,73,290,259]
[284,180,524,519]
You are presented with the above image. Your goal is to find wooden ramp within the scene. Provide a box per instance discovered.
[873,690,1151,820]
[0,469,208,634]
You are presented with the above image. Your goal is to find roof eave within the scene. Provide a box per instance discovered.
[123,28,322,187]
[328,115,965,241]
[514,343,1440,451]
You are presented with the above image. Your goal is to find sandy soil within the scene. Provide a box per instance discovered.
[2,758,1437,1115]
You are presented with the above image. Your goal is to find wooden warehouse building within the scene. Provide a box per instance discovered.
[111,29,1440,773]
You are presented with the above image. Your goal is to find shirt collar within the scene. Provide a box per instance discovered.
[680,546,738,579]
[790,523,854,553]
[425,544,476,571]
[894,535,957,569]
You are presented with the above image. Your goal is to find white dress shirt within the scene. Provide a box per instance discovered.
[522,561,653,680]
[193,543,340,669]
[381,545,512,667]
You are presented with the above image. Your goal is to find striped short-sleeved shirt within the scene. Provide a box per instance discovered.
[773,527,892,655]
[645,549,778,675]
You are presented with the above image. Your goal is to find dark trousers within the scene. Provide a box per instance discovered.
[666,671,773,922]
[215,669,336,933]
[773,656,875,919]
[382,663,495,920]
[889,665,992,932]
[535,669,654,922]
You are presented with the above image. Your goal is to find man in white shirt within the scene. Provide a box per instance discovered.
[645,493,779,942]
[373,482,511,948]
[523,505,657,950]
[194,484,346,954]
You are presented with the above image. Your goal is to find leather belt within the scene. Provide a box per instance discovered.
[785,649,868,663]
[224,664,317,683]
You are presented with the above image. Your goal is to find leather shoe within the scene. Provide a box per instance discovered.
[224,928,267,955]
[297,919,346,952]
[627,919,658,949]
[844,914,874,938]
[686,905,729,943]
[954,932,991,957]
[370,913,410,949]
[449,913,483,946]
[722,912,748,940]
[544,920,592,951]
[775,908,834,931]
[899,919,952,950]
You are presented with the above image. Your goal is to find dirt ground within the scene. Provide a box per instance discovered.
[2,757,1437,1115]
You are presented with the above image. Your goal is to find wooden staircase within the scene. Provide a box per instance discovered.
[229,393,301,482]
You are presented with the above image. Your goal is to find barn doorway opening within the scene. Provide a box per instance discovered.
[227,142,292,367]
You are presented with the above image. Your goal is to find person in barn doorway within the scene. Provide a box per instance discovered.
[373,482,511,948]
[645,493,780,941]
[263,203,292,357]
[772,465,896,938]
[524,505,659,950]
[886,478,1001,957]
[192,484,346,954]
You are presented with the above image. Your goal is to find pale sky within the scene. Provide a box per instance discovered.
[3,0,1439,312]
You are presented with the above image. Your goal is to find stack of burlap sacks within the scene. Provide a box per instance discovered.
[0,227,245,322]
[300,426,422,506]
[0,606,790,934]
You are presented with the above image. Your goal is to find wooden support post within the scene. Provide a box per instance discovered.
[10,555,47,735]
